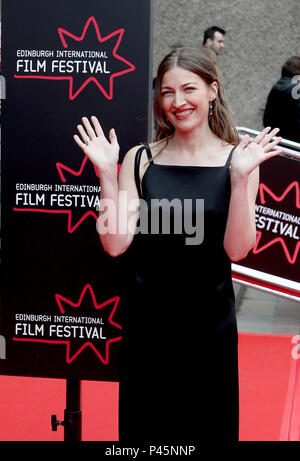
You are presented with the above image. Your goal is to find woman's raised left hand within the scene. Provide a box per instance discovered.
[230,127,284,182]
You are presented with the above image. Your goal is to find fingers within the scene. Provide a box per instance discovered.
[73,133,87,150]
[264,136,282,153]
[75,116,104,148]
[260,127,280,148]
[238,134,251,149]
[91,116,105,138]
[109,128,119,146]
[254,126,271,144]
[264,146,285,160]
[254,126,280,147]
[74,116,118,151]
[82,116,96,140]
[76,124,90,146]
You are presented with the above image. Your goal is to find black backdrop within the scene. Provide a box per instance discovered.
[233,154,300,298]
[0,0,153,381]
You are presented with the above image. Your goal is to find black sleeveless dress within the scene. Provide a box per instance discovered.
[119,145,239,444]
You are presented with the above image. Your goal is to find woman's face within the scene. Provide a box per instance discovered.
[160,66,217,134]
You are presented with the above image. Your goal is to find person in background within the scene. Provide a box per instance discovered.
[203,25,226,56]
[263,56,300,143]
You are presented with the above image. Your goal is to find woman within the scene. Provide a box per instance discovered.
[74,47,283,443]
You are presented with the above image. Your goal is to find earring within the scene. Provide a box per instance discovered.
[209,101,213,116]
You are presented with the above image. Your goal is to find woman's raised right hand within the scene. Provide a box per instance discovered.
[74,116,119,175]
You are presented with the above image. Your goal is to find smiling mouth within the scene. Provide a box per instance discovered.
[173,109,194,119]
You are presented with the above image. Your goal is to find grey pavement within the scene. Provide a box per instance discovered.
[234,283,300,336]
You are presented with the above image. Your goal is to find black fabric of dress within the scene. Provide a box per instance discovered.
[119,145,239,444]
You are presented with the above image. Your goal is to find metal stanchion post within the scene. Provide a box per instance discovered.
[64,379,82,441]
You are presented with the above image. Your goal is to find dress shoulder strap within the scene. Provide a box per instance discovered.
[144,143,153,161]
[134,145,151,199]
[225,146,236,167]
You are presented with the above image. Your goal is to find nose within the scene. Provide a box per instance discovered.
[172,91,186,108]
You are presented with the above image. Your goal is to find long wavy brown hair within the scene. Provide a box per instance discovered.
[153,47,240,146]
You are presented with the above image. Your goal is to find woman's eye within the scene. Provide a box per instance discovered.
[184,87,195,92]
[161,90,172,96]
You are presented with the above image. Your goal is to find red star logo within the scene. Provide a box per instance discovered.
[13,207,98,233]
[14,16,135,100]
[56,155,99,183]
[13,143,122,232]
[13,17,126,230]
[13,155,122,233]
[13,284,122,364]
[56,155,121,184]
[14,140,102,233]
[253,181,300,264]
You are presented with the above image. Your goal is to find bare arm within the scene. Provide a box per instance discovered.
[223,127,284,262]
[74,116,140,257]
[223,166,259,261]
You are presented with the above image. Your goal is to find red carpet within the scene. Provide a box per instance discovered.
[0,332,299,441]
[0,378,119,441]
[238,332,298,441]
